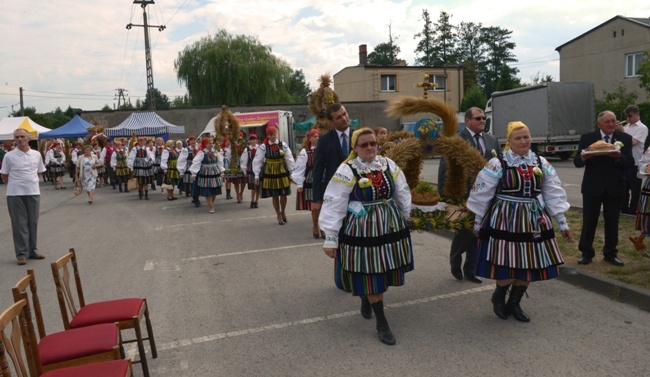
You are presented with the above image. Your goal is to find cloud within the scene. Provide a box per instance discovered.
[0,0,648,115]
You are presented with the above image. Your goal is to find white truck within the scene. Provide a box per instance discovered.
[484,82,595,160]
[201,110,296,150]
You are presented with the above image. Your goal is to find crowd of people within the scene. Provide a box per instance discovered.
[1,103,648,347]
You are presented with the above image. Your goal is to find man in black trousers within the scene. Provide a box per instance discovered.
[438,107,500,283]
[574,110,633,266]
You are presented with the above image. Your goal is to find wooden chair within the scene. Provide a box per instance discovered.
[0,299,133,377]
[50,248,157,377]
[12,269,123,375]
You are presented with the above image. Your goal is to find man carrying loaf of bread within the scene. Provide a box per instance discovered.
[574,110,633,267]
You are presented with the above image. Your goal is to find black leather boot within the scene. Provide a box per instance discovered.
[144,190,149,200]
[226,189,232,200]
[118,184,123,192]
[370,301,395,345]
[138,189,143,199]
[491,284,510,320]
[194,197,201,207]
[506,285,530,322]
[360,296,372,319]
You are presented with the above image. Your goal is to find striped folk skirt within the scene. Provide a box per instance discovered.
[260,159,291,198]
[295,170,314,211]
[635,177,650,233]
[197,163,223,197]
[49,163,66,176]
[334,198,413,296]
[476,195,564,282]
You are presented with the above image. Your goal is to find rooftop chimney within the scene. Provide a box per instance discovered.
[359,44,367,66]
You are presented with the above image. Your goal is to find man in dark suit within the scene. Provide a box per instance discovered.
[438,107,500,283]
[574,110,633,266]
[312,103,351,211]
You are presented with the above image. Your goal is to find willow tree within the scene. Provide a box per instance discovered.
[174,30,295,106]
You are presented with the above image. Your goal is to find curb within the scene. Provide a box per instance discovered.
[431,230,650,312]
[557,266,650,312]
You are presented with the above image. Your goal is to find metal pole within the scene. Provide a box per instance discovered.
[142,5,155,110]
[19,87,24,116]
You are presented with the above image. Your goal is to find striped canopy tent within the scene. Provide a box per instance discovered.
[0,117,51,140]
[105,112,185,137]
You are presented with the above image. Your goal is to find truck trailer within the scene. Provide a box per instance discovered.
[484,82,595,159]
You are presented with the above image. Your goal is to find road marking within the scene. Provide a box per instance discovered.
[154,213,307,230]
[182,242,322,261]
[124,285,492,356]
[155,221,212,231]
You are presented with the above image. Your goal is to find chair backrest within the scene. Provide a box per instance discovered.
[12,270,47,341]
[0,299,40,377]
[50,248,86,331]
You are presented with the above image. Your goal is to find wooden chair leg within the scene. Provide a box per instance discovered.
[132,318,150,377]
[144,305,157,359]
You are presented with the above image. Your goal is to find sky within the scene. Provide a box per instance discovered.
[1,0,649,116]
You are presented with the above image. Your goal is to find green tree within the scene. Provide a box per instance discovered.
[595,84,639,119]
[413,9,436,66]
[460,85,488,112]
[455,22,484,91]
[286,69,311,102]
[368,23,401,66]
[174,30,299,106]
[495,65,522,92]
[638,50,650,95]
[478,26,518,97]
[432,11,457,65]
[171,95,191,108]
[141,88,171,110]
[101,104,112,112]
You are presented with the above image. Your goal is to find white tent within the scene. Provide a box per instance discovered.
[0,117,51,140]
[105,112,185,137]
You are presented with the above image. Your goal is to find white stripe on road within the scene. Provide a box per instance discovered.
[182,242,322,261]
[124,285,492,357]
[154,213,307,230]
[144,242,322,270]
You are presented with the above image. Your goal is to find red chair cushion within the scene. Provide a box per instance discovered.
[70,298,144,329]
[42,359,130,377]
[39,323,119,365]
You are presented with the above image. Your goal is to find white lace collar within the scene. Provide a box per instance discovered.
[350,156,387,174]
[503,150,538,166]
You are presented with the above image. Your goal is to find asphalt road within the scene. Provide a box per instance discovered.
[0,167,648,376]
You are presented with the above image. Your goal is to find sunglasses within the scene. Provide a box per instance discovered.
[357,141,378,148]
[472,116,487,121]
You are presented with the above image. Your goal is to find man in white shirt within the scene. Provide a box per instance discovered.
[0,128,47,265]
[618,105,648,214]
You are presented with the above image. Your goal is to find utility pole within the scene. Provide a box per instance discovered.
[115,88,128,109]
[19,87,24,116]
[126,0,165,111]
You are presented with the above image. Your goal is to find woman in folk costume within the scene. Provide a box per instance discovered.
[628,146,650,257]
[291,129,322,238]
[240,134,260,208]
[76,145,102,204]
[92,143,105,188]
[252,125,295,225]
[221,138,235,200]
[319,127,413,346]
[178,136,201,207]
[45,141,67,189]
[190,137,225,214]
[128,137,155,200]
[110,139,130,192]
[161,140,181,201]
[175,140,185,195]
[467,121,573,323]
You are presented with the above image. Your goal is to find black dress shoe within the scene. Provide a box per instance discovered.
[577,256,592,265]
[604,256,624,266]
[465,274,483,284]
[450,268,463,281]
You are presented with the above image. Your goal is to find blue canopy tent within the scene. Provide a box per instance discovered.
[105,112,185,138]
[39,115,93,138]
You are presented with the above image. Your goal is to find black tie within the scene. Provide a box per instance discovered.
[604,135,610,143]
[474,133,484,155]
[340,133,348,157]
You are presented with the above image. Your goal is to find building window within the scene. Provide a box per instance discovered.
[428,74,447,91]
[380,74,397,91]
[626,52,644,77]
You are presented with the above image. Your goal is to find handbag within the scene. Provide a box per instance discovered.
[74,180,82,196]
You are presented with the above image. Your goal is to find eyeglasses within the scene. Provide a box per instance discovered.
[472,116,486,121]
[357,141,378,148]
